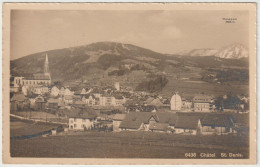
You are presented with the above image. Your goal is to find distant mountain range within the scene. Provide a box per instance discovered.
[177,43,249,59]
[11,42,249,83]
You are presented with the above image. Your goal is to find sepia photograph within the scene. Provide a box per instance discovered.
[2,3,257,165]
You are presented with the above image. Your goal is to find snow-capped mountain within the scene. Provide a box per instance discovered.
[176,43,248,59]
[189,49,218,57]
[176,48,218,56]
[215,43,249,59]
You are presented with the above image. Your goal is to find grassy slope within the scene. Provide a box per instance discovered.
[10,132,249,158]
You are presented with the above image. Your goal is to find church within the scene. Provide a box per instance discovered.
[13,54,52,88]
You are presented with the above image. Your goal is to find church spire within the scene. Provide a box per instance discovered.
[44,53,49,74]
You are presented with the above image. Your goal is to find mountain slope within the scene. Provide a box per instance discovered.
[10,42,169,81]
[11,42,249,84]
[215,43,249,59]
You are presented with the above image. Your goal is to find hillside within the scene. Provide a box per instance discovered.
[11,41,249,96]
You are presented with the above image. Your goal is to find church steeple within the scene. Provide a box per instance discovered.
[44,53,49,74]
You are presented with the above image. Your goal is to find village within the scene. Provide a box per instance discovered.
[9,54,250,138]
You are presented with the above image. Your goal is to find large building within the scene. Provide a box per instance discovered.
[170,92,182,111]
[193,95,213,112]
[13,54,52,88]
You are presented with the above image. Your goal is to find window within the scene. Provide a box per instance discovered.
[74,118,77,122]
[74,124,77,128]
[70,120,73,123]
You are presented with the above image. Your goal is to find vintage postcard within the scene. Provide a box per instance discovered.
[2,3,257,165]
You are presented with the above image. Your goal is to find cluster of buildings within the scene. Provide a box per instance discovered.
[9,53,247,136]
[68,111,238,135]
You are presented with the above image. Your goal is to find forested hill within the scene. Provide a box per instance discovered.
[11,41,249,83]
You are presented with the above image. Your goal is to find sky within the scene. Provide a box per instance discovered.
[11,10,249,60]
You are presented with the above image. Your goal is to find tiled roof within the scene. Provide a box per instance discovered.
[64,95,73,100]
[119,112,157,129]
[193,95,212,103]
[175,115,200,129]
[156,112,177,126]
[201,114,235,127]
[149,123,169,131]
[119,112,177,130]
[112,114,126,121]
[48,98,59,103]
[11,93,27,102]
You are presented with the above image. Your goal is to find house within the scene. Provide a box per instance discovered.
[193,95,213,112]
[114,82,120,91]
[80,88,88,95]
[150,98,164,107]
[21,85,29,96]
[74,100,86,108]
[200,114,237,135]
[182,98,192,111]
[84,94,96,106]
[119,112,177,132]
[64,88,73,96]
[51,86,60,97]
[170,93,182,111]
[112,114,126,132]
[10,93,30,111]
[99,95,116,106]
[47,98,59,109]
[68,112,97,131]
[59,87,65,96]
[114,94,126,106]
[156,112,176,132]
[141,105,157,112]
[119,113,155,131]
[35,95,46,111]
[64,95,73,105]
[10,76,19,93]
[174,115,201,135]
[145,97,155,105]
[31,86,49,95]
[58,98,65,109]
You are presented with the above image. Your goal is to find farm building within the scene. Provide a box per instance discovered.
[200,114,237,135]
[119,112,176,132]
[174,115,201,135]
[112,114,126,132]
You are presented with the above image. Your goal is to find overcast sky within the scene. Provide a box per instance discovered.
[11,10,249,60]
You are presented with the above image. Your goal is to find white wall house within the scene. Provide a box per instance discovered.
[99,96,116,106]
[51,86,60,96]
[69,116,97,130]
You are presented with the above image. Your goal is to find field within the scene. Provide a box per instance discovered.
[10,117,62,137]
[161,77,248,98]
[10,131,249,158]
[11,111,68,123]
